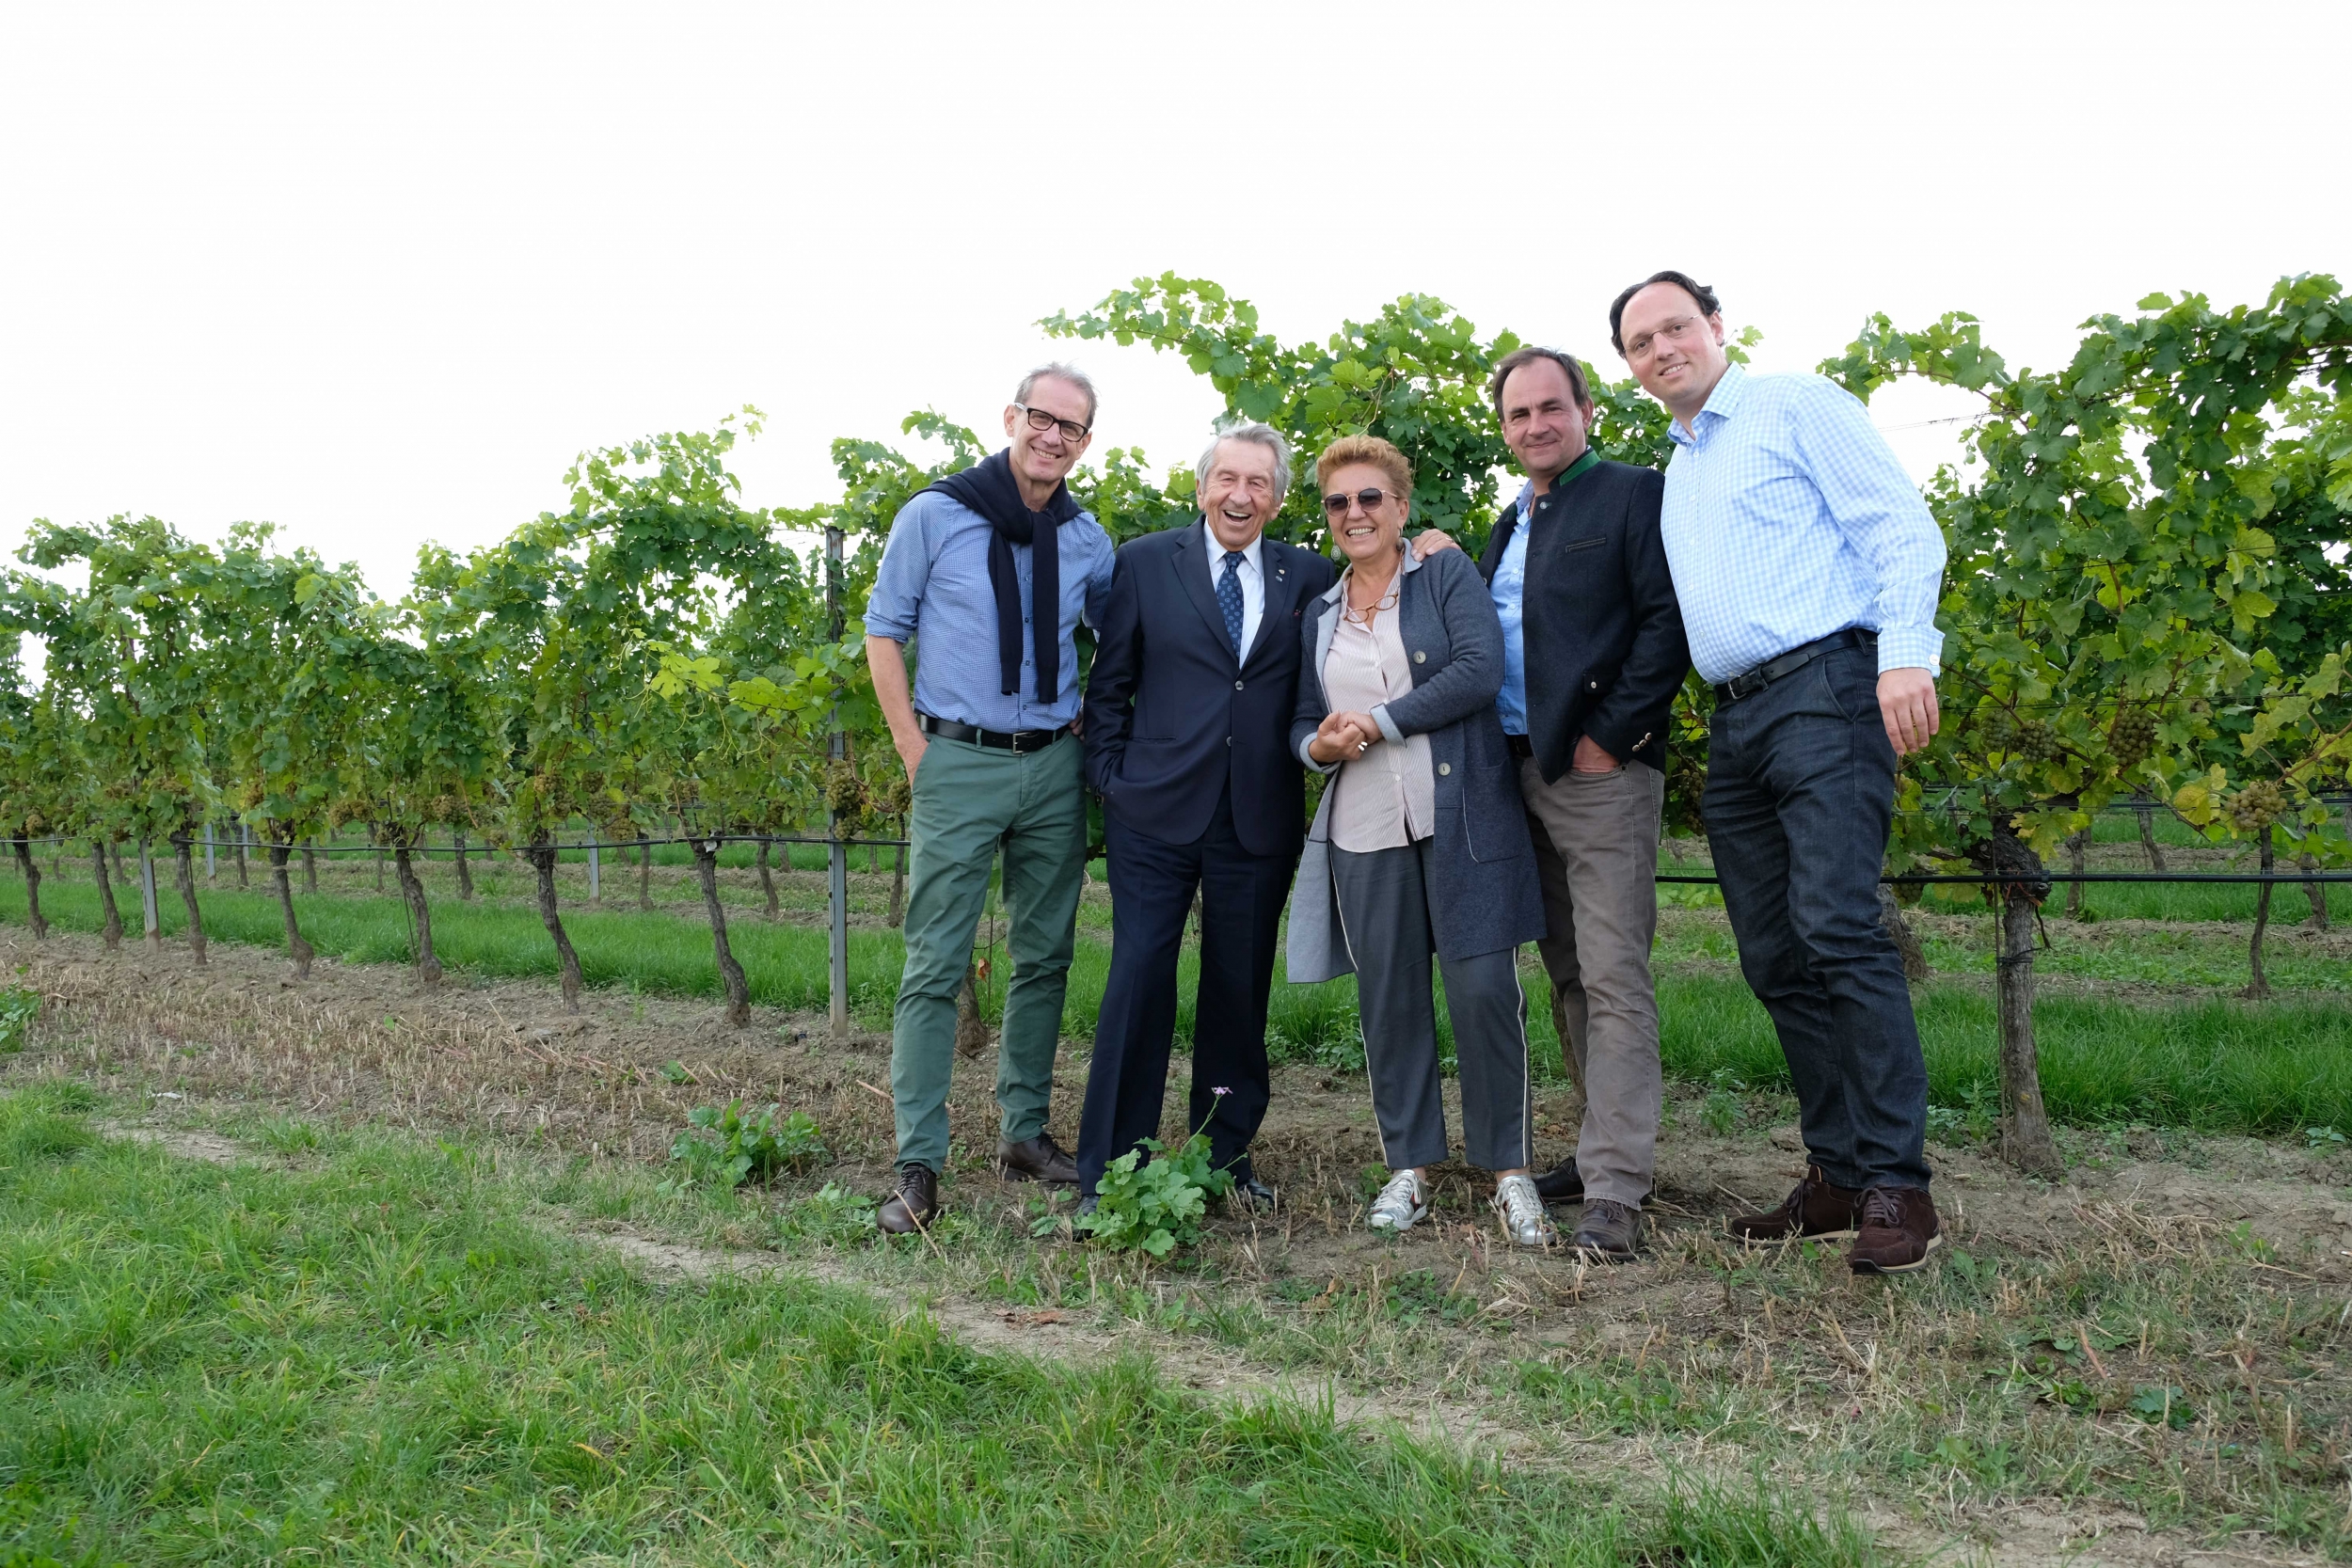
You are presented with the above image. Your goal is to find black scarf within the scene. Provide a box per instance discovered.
[927,448,1078,702]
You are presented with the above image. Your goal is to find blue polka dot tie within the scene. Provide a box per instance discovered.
[1217,550,1246,657]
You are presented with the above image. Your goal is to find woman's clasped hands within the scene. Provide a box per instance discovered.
[1308,708,1382,766]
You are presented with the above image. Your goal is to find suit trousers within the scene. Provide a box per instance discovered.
[1518,756,1665,1209]
[1078,785,1295,1195]
[1330,837,1534,1174]
[1703,643,1931,1191]
[889,733,1087,1174]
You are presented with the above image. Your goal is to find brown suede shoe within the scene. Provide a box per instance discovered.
[1726,1165,1863,1244]
[1570,1198,1643,1262]
[1530,1155,1584,1205]
[1848,1185,1941,1275]
[877,1163,939,1234]
[996,1132,1080,1185]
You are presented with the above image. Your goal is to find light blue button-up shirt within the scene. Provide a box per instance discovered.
[1660,363,1946,685]
[1491,480,1537,736]
[862,487,1116,730]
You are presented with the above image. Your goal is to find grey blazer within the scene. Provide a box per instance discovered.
[1284,544,1547,984]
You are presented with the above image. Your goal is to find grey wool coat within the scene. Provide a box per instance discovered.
[1284,543,1547,985]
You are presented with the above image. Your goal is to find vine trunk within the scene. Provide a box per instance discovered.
[393,846,441,987]
[691,837,752,1028]
[89,843,121,949]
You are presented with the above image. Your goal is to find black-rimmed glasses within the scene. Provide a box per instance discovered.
[1322,487,1400,518]
[1012,403,1090,443]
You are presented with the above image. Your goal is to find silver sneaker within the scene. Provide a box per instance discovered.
[1491,1173,1559,1248]
[1367,1168,1432,1233]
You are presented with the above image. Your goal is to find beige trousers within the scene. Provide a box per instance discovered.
[1518,755,1664,1208]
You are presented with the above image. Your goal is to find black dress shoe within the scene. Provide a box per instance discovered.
[1571,1198,1643,1262]
[1531,1155,1583,1205]
[1228,1176,1278,1212]
[877,1163,939,1234]
[997,1132,1079,1185]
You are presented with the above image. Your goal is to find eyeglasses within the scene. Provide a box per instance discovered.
[1623,316,1704,363]
[1012,403,1090,443]
[1321,487,1400,518]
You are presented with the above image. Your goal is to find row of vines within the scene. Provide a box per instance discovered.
[3,274,2349,1174]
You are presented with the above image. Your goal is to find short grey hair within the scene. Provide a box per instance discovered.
[1013,361,1098,427]
[1195,422,1294,508]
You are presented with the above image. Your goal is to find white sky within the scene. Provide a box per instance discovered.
[4,1,2347,603]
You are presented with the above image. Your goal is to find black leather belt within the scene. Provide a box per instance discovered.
[918,713,1067,754]
[1713,628,1876,705]
[1506,733,1535,758]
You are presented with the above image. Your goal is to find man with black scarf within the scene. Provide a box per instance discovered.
[862,363,1118,1233]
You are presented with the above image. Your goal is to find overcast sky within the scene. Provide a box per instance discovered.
[4,1,2346,602]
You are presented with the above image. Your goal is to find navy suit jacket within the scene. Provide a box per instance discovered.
[1083,521,1337,859]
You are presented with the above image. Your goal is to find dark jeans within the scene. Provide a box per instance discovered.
[1077,785,1295,1195]
[1704,643,1931,1191]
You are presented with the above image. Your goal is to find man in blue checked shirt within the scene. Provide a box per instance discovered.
[1611,270,1947,1275]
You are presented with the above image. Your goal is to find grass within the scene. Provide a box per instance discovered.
[8,868,2352,1134]
[0,1084,1883,1566]
[1656,972,2352,1132]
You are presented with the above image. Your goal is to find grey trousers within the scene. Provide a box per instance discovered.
[1519,756,1664,1209]
[1330,838,1534,1173]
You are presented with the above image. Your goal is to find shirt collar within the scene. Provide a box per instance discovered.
[1667,361,1746,447]
[1202,519,1263,570]
[1514,447,1602,516]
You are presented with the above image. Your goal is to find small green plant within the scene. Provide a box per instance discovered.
[666,1101,825,1191]
[0,987,40,1053]
[1698,1068,1745,1136]
[660,1060,694,1085]
[1078,1090,1236,1256]
[2128,1385,2196,1430]
[2306,1125,2346,1150]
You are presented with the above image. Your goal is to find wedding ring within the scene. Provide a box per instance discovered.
[1356,740,1368,753]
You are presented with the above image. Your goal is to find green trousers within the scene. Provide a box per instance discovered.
[890,732,1088,1172]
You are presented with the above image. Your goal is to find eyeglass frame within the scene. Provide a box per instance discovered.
[1321,486,1404,518]
[1621,314,1708,364]
[1011,403,1092,443]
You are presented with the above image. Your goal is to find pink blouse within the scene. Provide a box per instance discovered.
[1321,587,1435,851]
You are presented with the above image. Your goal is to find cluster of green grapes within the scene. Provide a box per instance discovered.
[818,754,913,825]
[2228,778,2285,833]
[1981,708,2059,763]
[2107,707,2156,768]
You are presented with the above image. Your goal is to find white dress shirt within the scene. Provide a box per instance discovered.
[1202,523,1264,657]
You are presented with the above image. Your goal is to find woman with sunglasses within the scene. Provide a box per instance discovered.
[1286,435,1553,1246]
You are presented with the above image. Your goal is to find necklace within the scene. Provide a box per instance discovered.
[1343,568,1399,626]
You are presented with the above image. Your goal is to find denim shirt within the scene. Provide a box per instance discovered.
[862,487,1116,730]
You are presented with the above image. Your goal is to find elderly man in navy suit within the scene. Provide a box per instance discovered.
[1075,424,1334,1210]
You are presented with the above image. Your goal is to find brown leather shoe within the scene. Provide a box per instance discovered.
[996,1132,1079,1185]
[1848,1185,1941,1275]
[1531,1155,1584,1205]
[1727,1165,1862,1244]
[1571,1198,1643,1262]
[877,1163,939,1234]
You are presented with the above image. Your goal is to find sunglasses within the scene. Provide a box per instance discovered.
[1321,487,1400,518]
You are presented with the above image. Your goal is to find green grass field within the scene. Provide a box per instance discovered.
[0,1083,1877,1566]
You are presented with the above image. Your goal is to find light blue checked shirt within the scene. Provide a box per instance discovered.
[1661,364,1946,685]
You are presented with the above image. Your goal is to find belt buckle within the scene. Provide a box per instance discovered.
[1727,670,1766,702]
[1012,729,1044,754]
